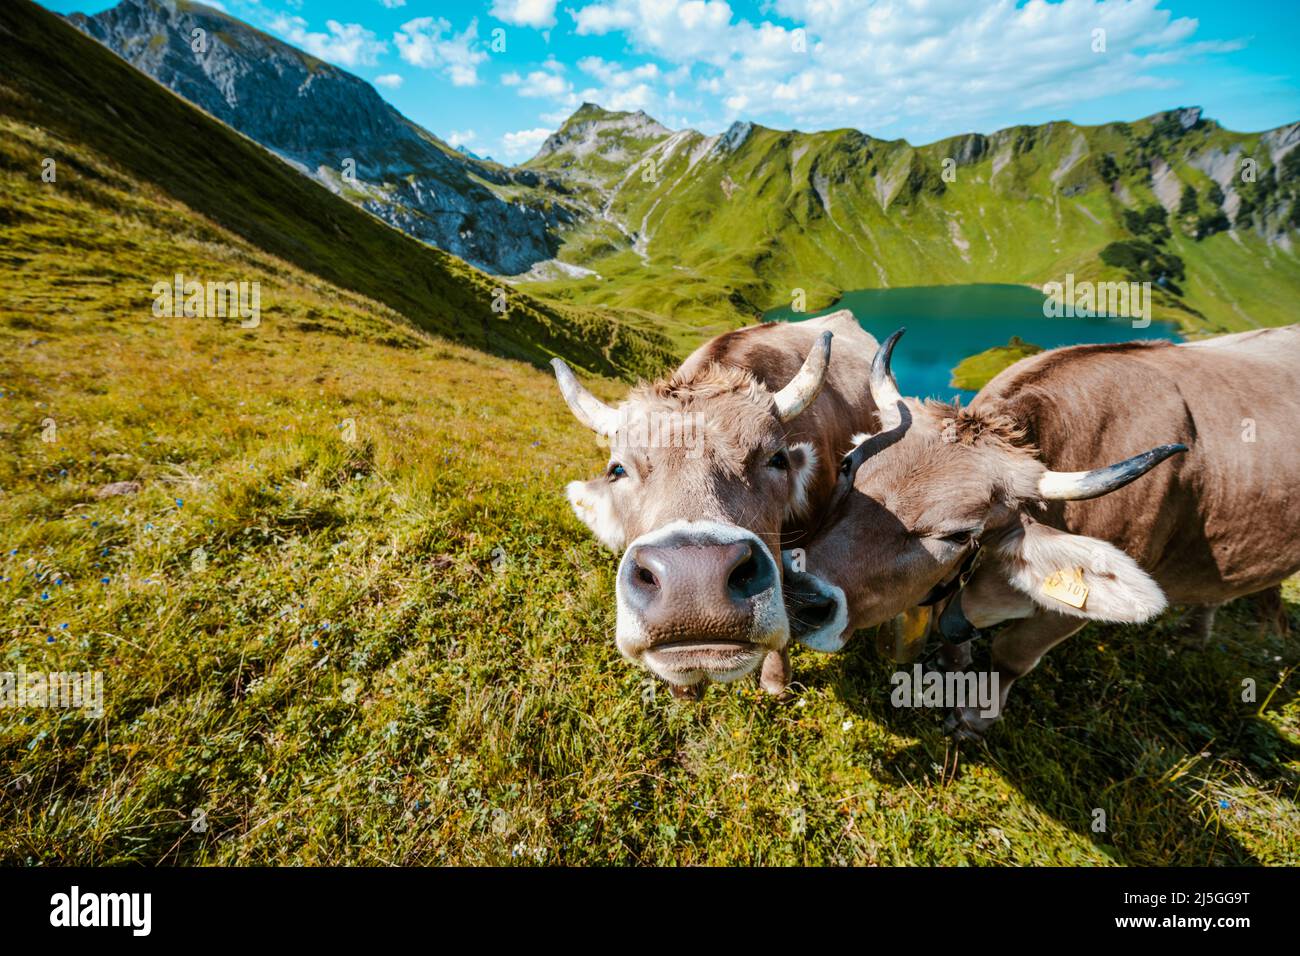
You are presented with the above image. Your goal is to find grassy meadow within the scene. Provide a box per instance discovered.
[1,0,1297,866]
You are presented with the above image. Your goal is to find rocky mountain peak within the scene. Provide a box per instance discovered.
[67,0,562,274]
[532,103,673,163]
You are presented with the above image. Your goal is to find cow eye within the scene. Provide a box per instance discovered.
[606,462,627,481]
[937,529,975,546]
[767,450,789,470]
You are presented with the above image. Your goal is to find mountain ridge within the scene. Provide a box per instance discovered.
[520,100,1300,335]
[64,0,1300,339]
[527,100,1300,167]
[66,0,575,275]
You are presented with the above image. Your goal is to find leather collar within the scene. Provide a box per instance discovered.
[919,541,982,608]
[919,542,984,645]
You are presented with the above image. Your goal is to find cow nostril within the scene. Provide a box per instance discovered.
[727,549,776,601]
[636,565,659,589]
[728,555,758,592]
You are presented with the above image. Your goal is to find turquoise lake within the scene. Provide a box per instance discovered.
[765,284,1183,401]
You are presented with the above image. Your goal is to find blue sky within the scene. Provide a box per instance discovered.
[45,0,1300,163]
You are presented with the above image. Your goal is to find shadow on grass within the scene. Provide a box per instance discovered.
[807,594,1300,865]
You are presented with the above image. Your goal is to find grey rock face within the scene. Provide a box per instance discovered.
[952,133,988,166]
[68,0,564,274]
[715,121,753,155]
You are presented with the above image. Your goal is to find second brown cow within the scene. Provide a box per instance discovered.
[791,325,1300,738]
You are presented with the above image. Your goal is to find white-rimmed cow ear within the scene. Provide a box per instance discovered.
[565,478,625,551]
[784,442,820,521]
[993,518,1166,622]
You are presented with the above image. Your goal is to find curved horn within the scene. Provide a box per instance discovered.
[1037,443,1187,501]
[772,331,833,422]
[837,401,912,487]
[550,358,620,436]
[870,328,905,431]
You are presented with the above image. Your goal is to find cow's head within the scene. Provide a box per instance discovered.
[552,333,833,689]
[794,330,1187,650]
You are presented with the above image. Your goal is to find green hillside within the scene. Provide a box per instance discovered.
[524,105,1300,344]
[951,337,1045,391]
[1,0,672,380]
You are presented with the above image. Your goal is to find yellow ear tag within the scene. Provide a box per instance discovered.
[1041,568,1089,609]
[878,605,932,662]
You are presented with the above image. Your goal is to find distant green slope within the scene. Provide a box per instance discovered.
[951,337,1045,391]
[524,105,1300,341]
[0,0,673,379]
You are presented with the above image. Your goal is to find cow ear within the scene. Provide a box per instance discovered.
[993,518,1166,623]
[566,478,625,551]
[785,442,821,521]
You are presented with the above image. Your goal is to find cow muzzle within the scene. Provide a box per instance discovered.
[782,561,850,653]
[615,521,787,686]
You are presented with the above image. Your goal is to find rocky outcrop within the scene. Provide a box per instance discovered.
[68,0,561,273]
[534,103,672,164]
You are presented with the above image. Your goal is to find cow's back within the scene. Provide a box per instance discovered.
[973,326,1300,602]
[677,311,878,400]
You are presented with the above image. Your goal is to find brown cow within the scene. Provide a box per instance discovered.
[552,311,879,697]
[791,325,1300,738]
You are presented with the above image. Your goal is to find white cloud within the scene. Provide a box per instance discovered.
[573,0,739,66]
[504,55,674,117]
[490,0,559,30]
[578,56,660,87]
[570,1,638,35]
[201,0,228,11]
[509,67,573,99]
[499,127,554,162]
[539,107,576,125]
[595,83,657,112]
[447,129,478,148]
[269,15,387,68]
[394,17,488,87]
[373,73,404,89]
[379,0,406,9]
[567,0,1232,141]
